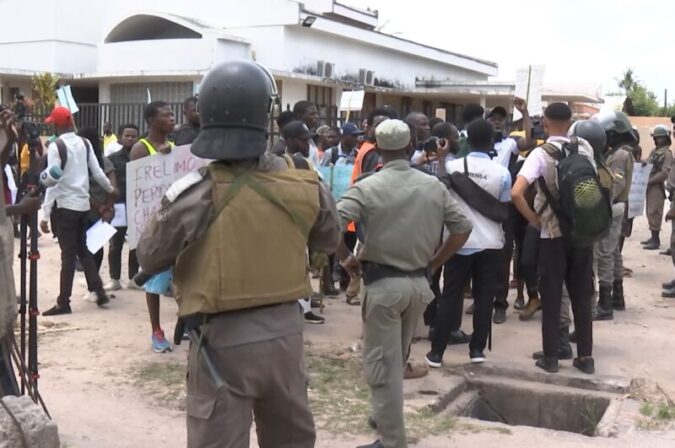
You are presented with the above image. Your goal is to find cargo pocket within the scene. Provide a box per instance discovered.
[186,393,217,421]
[363,346,388,387]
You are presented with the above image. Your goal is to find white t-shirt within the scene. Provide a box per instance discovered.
[494,137,519,168]
[104,141,123,157]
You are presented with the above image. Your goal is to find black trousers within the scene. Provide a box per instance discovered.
[108,226,138,281]
[422,268,443,327]
[431,249,500,356]
[514,223,539,294]
[494,230,513,311]
[55,208,103,307]
[539,238,593,358]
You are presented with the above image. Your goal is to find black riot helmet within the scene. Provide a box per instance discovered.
[191,60,279,160]
[569,119,607,155]
[591,110,636,150]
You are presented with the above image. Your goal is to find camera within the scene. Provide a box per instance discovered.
[423,137,447,153]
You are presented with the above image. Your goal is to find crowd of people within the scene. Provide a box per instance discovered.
[1,58,675,448]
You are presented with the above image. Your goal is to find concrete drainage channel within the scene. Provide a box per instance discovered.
[424,364,642,438]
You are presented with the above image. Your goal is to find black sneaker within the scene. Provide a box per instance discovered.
[573,357,595,374]
[42,304,72,316]
[304,312,325,324]
[448,329,471,345]
[424,351,442,368]
[493,308,506,324]
[95,290,110,307]
[470,349,486,364]
[535,357,559,373]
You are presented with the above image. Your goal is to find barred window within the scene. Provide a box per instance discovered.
[111,82,194,104]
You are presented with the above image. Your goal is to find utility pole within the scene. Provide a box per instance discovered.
[665,89,668,116]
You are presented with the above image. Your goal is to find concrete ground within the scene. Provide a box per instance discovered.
[11,214,675,447]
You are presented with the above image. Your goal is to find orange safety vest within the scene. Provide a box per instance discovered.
[347,141,379,232]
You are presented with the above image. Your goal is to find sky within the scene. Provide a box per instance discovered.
[341,0,674,103]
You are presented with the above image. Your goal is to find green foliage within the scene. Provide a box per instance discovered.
[31,72,59,109]
[617,68,667,117]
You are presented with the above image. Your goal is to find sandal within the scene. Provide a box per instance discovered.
[346,295,361,306]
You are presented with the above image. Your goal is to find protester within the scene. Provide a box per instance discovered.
[337,118,471,448]
[129,101,176,352]
[105,123,140,291]
[352,108,399,182]
[174,96,200,146]
[642,125,672,250]
[293,101,321,166]
[40,107,116,316]
[269,110,296,156]
[13,95,26,121]
[137,61,339,448]
[511,103,595,374]
[320,123,362,166]
[102,121,117,151]
[427,119,511,366]
[455,103,485,158]
[315,125,339,161]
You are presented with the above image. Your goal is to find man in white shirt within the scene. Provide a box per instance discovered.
[426,119,511,366]
[293,101,321,166]
[39,107,117,316]
[511,103,595,375]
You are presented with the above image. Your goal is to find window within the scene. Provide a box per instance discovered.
[111,82,193,104]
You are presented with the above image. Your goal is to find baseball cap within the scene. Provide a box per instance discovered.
[282,120,312,140]
[375,119,410,151]
[44,106,72,127]
[487,106,508,119]
[340,122,364,136]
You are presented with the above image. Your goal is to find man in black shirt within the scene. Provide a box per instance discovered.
[104,124,140,291]
[174,96,200,146]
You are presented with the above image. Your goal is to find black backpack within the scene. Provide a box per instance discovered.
[39,137,91,173]
[537,137,611,248]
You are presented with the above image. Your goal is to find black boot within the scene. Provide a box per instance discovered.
[662,279,675,290]
[642,231,657,245]
[644,231,660,250]
[612,280,625,311]
[532,326,573,360]
[594,284,613,321]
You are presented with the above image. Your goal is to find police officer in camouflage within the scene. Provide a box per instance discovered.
[337,119,472,448]
[137,60,339,448]
[642,125,673,250]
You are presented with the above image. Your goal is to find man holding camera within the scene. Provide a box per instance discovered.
[40,106,117,316]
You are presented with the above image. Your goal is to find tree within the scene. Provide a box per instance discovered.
[617,68,638,93]
[617,68,661,116]
[31,72,59,110]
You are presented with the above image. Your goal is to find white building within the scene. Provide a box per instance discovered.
[0,0,505,128]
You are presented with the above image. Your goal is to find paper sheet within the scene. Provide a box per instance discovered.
[111,203,127,227]
[86,220,117,254]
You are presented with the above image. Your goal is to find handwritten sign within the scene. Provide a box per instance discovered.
[126,145,209,249]
[513,65,545,120]
[339,90,365,112]
[628,163,652,219]
[318,165,353,200]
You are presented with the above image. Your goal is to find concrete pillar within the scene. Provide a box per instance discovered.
[479,95,487,110]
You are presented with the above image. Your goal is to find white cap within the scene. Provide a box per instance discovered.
[375,119,411,151]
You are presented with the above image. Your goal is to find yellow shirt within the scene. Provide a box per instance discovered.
[20,144,29,175]
[103,134,117,149]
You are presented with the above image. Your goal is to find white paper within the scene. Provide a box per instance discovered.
[86,220,117,254]
[111,203,127,227]
[56,85,79,114]
[339,90,365,111]
[513,65,545,120]
[628,163,653,219]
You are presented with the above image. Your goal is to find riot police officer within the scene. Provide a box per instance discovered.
[136,60,339,448]
[643,125,673,250]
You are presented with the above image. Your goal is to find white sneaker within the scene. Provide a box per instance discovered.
[125,279,142,291]
[83,291,97,302]
[104,279,122,291]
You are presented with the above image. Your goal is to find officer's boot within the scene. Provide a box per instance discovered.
[594,284,614,321]
[519,292,541,321]
[644,231,660,250]
[612,279,625,311]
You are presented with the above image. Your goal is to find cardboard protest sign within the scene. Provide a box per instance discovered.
[126,145,209,249]
[513,65,545,120]
[628,163,652,219]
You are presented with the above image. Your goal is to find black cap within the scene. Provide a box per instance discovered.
[282,120,312,139]
[488,106,508,119]
[462,103,485,123]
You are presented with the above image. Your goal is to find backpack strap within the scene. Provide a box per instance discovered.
[282,154,296,169]
[55,139,68,170]
[463,155,469,175]
[540,143,563,161]
[331,147,340,165]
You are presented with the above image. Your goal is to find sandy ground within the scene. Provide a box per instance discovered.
[10,215,675,447]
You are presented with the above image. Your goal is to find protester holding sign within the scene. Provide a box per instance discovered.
[129,101,176,353]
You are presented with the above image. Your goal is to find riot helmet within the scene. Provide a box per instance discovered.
[651,124,671,145]
[569,119,607,155]
[591,110,635,150]
[191,60,279,160]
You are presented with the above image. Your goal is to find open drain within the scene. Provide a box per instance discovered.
[433,365,637,437]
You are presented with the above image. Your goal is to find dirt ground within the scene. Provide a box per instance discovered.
[10,215,675,447]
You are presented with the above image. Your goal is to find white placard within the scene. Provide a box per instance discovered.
[126,145,210,249]
[628,163,652,219]
[339,90,365,112]
[111,203,127,228]
[513,65,545,120]
[86,220,117,254]
[56,85,79,114]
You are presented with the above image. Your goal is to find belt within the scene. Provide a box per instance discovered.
[361,262,426,286]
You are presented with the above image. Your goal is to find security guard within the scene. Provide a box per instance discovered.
[337,119,472,448]
[591,112,635,319]
[136,61,339,448]
[643,125,673,250]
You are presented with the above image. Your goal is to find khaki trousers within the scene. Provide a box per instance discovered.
[362,276,433,448]
[186,331,315,448]
[646,184,666,232]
